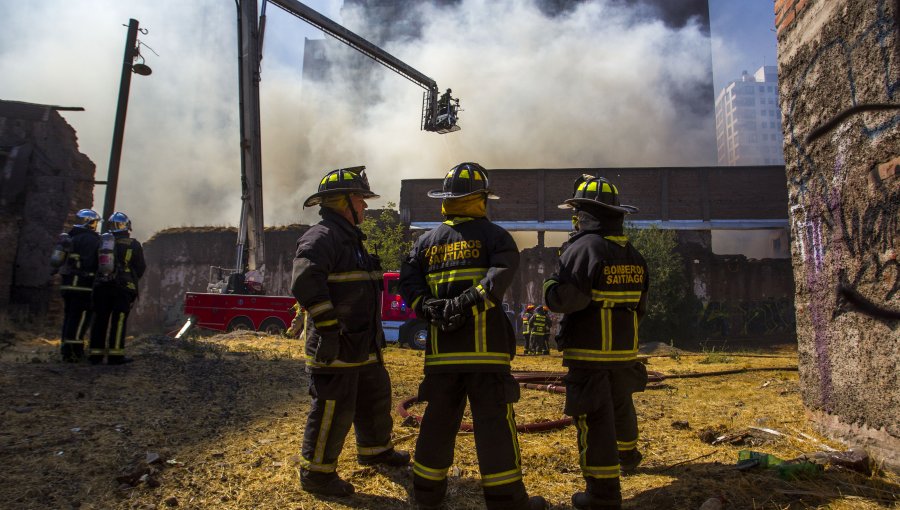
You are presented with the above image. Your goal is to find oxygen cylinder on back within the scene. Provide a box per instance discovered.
[49,233,73,269]
[97,232,116,281]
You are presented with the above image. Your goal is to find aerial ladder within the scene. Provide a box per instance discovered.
[231,0,461,293]
[180,0,460,337]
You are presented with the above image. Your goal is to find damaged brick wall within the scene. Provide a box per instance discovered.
[777,0,899,468]
[508,231,795,345]
[131,225,309,333]
[0,100,95,315]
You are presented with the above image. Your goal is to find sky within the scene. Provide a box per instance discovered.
[0,0,777,240]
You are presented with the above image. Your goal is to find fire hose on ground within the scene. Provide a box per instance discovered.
[395,365,798,434]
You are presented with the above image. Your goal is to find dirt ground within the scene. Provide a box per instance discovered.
[0,328,897,510]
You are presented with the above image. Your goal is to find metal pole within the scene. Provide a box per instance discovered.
[102,18,139,231]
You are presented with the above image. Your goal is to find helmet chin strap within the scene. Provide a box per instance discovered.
[346,192,360,225]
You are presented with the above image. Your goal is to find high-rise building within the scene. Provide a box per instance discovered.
[715,66,785,166]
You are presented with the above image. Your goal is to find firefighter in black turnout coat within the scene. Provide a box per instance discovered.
[89,212,146,365]
[291,167,409,498]
[52,209,101,361]
[542,175,649,510]
[400,163,547,510]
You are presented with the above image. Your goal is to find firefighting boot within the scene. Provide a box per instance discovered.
[358,448,411,467]
[572,478,622,510]
[619,449,642,474]
[525,495,549,509]
[414,477,448,509]
[299,469,355,497]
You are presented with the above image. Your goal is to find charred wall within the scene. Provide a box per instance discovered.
[131,225,309,333]
[777,0,899,468]
[0,100,95,315]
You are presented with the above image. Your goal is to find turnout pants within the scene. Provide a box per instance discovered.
[564,364,647,502]
[89,285,134,363]
[301,362,395,473]
[61,290,92,361]
[609,364,647,456]
[413,372,529,510]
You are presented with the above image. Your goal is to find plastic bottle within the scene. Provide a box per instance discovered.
[737,450,784,469]
[777,461,823,480]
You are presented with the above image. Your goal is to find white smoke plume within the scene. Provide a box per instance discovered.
[0,0,714,239]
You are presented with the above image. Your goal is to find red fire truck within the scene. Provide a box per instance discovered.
[183,271,428,349]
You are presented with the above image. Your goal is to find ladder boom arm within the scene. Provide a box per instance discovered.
[268,0,439,93]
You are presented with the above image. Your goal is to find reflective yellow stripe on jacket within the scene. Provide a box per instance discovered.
[327,270,382,283]
[424,352,510,367]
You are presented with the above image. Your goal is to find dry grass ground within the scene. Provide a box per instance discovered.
[0,329,897,510]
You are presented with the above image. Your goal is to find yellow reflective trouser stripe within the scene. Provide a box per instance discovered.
[584,464,621,478]
[576,415,589,469]
[424,352,510,366]
[299,457,336,473]
[563,349,638,362]
[305,352,380,369]
[425,267,488,285]
[76,311,87,339]
[482,467,522,487]
[327,271,381,282]
[358,440,393,456]
[411,295,422,311]
[60,286,91,291]
[114,313,125,351]
[312,400,336,468]
[308,301,333,318]
[508,403,521,468]
[617,438,638,451]
[413,461,449,481]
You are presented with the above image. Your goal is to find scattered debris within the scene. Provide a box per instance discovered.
[164,496,179,507]
[671,420,691,430]
[146,452,162,465]
[797,448,871,475]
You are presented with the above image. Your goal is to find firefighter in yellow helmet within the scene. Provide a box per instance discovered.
[291,166,409,498]
[542,175,649,509]
[400,162,547,510]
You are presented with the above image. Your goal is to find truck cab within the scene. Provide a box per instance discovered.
[381,271,428,349]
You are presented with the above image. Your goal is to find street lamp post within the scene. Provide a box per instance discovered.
[102,18,150,231]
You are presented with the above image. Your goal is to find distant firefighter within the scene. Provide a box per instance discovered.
[88,212,146,365]
[51,209,101,362]
[527,305,552,355]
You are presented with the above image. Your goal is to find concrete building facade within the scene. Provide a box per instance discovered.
[716,66,786,166]
[776,0,899,468]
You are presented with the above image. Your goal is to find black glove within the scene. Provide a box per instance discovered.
[315,330,341,364]
[441,287,482,333]
[420,298,448,325]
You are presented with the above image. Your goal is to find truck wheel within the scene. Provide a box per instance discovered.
[260,317,286,335]
[227,316,254,332]
[401,320,428,350]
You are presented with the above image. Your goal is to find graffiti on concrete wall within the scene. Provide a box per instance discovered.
[784,0,899,410]
[697,298,796,340]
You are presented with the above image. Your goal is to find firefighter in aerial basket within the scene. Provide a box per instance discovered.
[89,212,146,365]
[291,166,409,498]
[400,162,547,510]
[542,175,650,510]
[50,209,101,362]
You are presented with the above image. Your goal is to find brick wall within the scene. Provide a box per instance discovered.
[0,101,95,316]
